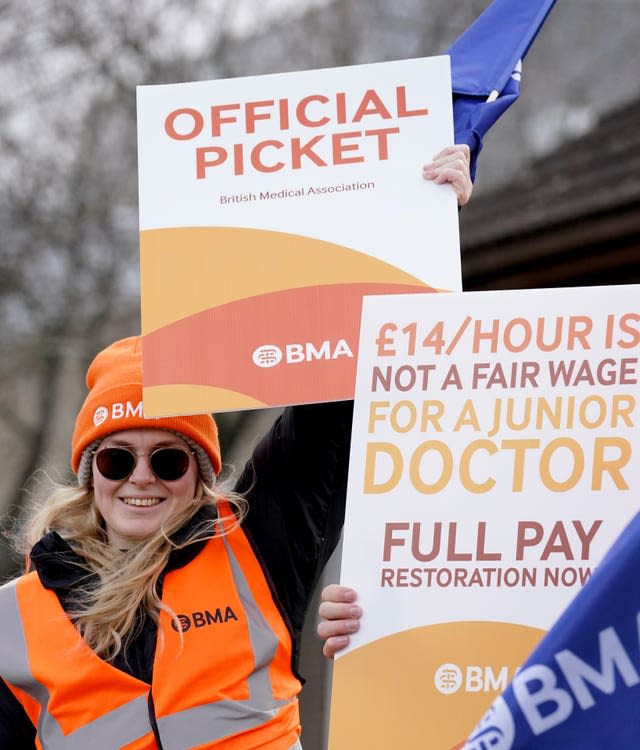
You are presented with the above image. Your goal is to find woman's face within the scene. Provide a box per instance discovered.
[91,428,199,549]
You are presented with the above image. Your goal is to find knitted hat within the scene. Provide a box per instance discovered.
[71,336,221,481]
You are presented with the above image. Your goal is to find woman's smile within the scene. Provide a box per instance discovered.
[120,496,164,508]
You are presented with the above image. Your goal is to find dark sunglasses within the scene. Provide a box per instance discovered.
[93,446,193,482]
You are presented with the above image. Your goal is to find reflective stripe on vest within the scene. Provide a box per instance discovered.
[153,534,295,749]
[0,508,301,749]
[0,578,152,749]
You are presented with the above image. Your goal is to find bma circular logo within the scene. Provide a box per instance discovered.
[434,663,463,694]
[463,697,515,750]
[93,406,108,426]
[171,614,191,633]
[252,344,283,368]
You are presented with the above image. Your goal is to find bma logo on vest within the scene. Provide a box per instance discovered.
[172,607,238,633]
[252,340,353,369]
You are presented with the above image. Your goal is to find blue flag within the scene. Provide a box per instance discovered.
[446,0,557,180]
[463,512,640,749]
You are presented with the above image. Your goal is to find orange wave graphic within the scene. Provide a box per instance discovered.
[142,281,435,414]
[140,226,438,334]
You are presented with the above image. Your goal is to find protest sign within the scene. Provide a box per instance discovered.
[137,57,460,415]
[329,285,640,750]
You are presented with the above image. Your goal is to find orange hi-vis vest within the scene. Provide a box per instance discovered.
[0,507,302,750]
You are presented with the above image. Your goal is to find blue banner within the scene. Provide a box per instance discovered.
[464,512,640,749]
[446,0,557,180]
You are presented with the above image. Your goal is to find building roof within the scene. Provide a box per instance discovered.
[459,97,640,290]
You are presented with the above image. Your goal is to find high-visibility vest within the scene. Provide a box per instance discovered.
[0,506,302,750]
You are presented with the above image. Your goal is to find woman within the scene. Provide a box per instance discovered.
[0,336,352,749]
[0,146,471,749]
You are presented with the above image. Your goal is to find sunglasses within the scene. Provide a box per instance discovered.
[93,446,193,482]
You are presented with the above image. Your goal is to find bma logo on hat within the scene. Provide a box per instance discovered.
[93,406,109,426]
[93,402,144,426]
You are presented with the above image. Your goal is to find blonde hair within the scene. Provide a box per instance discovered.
[18,478,247,661]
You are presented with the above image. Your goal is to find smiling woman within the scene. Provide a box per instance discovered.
[0,335,353,750]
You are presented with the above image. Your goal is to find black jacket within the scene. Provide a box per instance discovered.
[0,401,353,749]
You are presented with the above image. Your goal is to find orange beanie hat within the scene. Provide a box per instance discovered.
[71,336,221,477]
